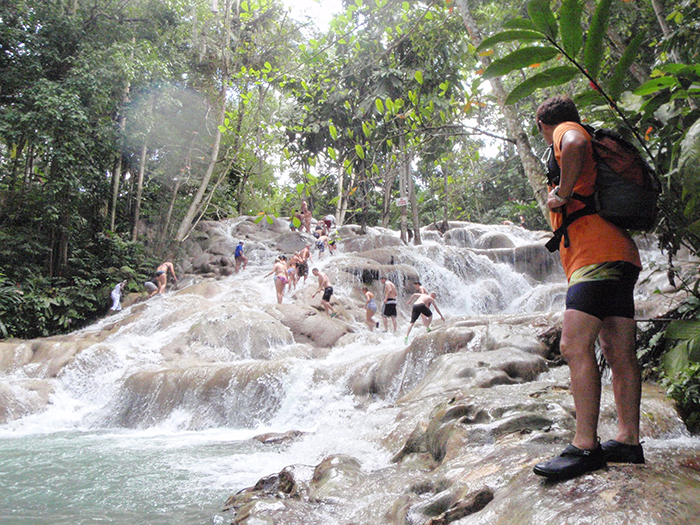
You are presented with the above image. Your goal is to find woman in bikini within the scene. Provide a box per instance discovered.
[264,256,288,304]
[362,286,378,331]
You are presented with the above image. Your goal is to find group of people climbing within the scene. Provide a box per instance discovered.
[290,200,339,259]
[360,277,444,343]
[264,243,313,304]
[109,261,178,312]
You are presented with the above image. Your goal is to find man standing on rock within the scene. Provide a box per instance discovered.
[379,276,398,332]
[405,292,444,344]
[297,244,312,284]
[532,95,644,481]
[234,241,248,273]
[312,268,337,317]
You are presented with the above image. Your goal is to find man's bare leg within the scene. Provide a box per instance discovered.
[560,309,603,450]
[600,316,641,445]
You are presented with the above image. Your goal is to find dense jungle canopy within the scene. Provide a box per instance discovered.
[1,0,700,427]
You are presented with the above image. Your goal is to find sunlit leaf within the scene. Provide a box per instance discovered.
[415,71,424,84]
[503,17,538,31]
[505,66,579,105]
[482,46,559,79]
[633,76,678,96]
[266,215,274,225]
[375,98,385,114]
[329,123,338,140]
[476,30,545,53]
[355,144,365,159]
[328,146,337,160]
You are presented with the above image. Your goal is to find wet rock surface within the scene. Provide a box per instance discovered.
[1,217,698,524]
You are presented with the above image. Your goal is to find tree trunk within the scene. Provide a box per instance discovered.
[442,164,449,230]
[454,0,549,226]
[110,153,123,231]
[381,164,397,228]
[408,160,421,245]
[399,137,408,244]
[336,165,344,226]
[131,142,148,242]
[175,0,232,242]
[109,75,131,231]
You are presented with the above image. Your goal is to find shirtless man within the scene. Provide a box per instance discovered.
[152,262,177,297]
[297,244,312,283]
[316,235,329,260]
[312,268,337,317]
[264,256,288,304]
[413,281,428,295]
[379,276,398,332]
[405,292,444,344]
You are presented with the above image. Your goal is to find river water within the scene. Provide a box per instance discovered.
[0,223,690,524]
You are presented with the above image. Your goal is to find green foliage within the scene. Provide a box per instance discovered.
[0,225,155,339]
[662,363,700,434]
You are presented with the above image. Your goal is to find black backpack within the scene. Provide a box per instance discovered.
[544,124,662,253]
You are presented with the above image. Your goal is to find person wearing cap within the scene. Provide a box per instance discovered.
[234,241,248,273]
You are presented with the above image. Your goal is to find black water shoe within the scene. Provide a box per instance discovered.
[601,440,645,464]
[533,444,606,480]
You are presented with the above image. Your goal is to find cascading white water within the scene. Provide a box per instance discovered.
[0,222,689,524]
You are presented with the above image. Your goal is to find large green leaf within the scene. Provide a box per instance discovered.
[528,0,558,40]
[482,46,559,80]
[633,76,678,96]
[607,33,646,101]
[503,17,538,31]
[663,341,690,377]
[476,30,545,53]
[583,0,613,80]
[505,66,579,105]
[559,0,583,58]
[666,319,700,341]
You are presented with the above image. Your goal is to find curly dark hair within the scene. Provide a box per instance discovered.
[536,95,580,126]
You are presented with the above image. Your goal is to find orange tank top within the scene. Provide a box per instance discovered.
[549,122,641,280]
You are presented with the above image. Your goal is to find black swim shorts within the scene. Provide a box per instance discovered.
[383,299,397,317]
[566,261,639,320]
[410,303,432,323]
[322,286,333,302]
[297,262,308,276]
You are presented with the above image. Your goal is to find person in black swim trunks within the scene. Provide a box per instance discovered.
[311,268,337,317]
[297,244,312,284]
[379,276,398,332]
[405,292,444,343]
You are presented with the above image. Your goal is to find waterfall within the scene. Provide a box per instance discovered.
[1,219,697,525]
